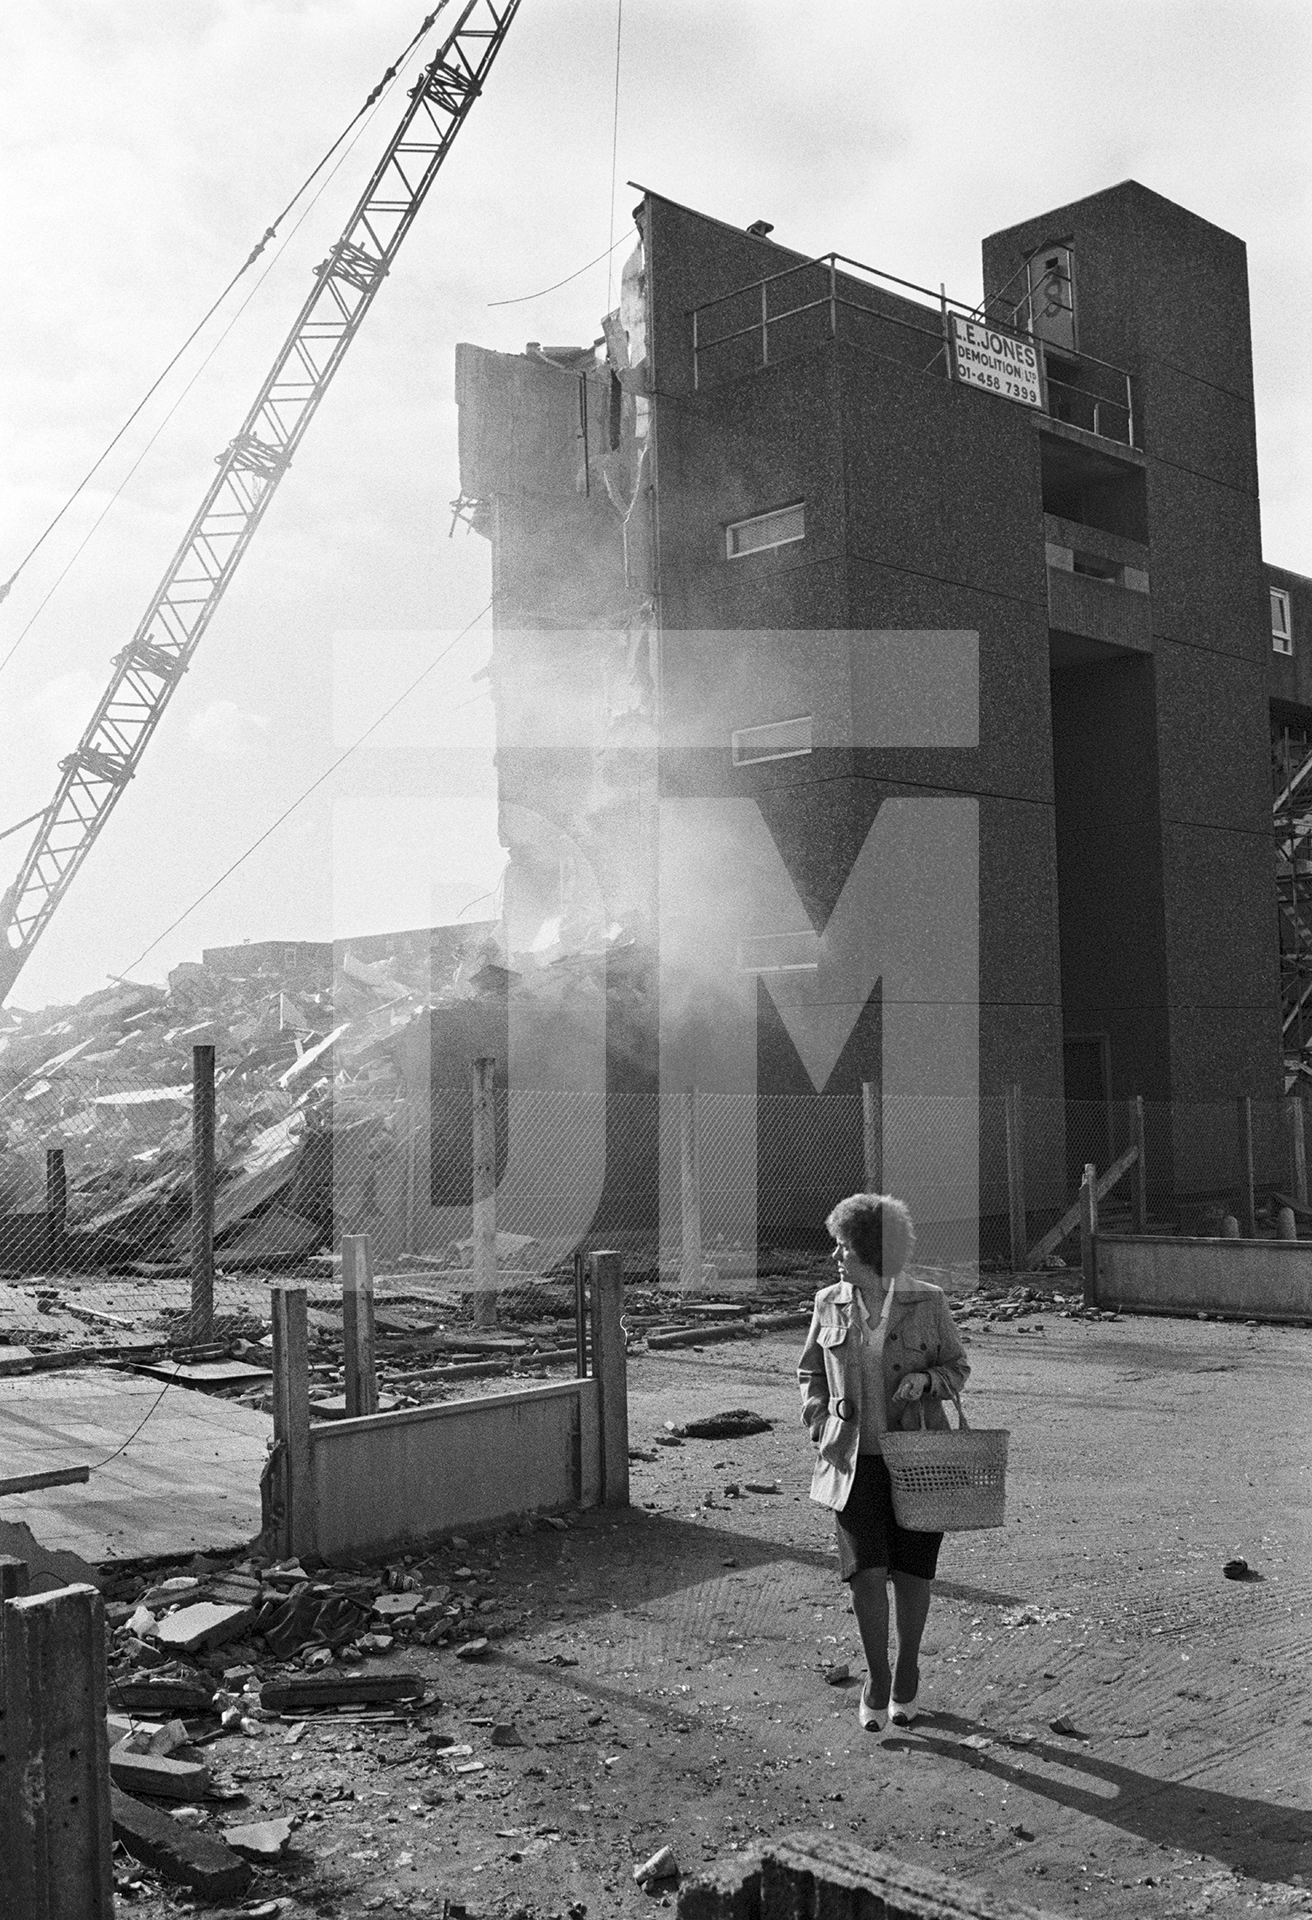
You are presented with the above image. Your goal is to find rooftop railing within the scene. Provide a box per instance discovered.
[689,251,1136,449]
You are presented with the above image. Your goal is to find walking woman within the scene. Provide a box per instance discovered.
[798,1192,970,1732]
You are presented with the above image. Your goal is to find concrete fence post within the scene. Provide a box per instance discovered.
[679,1088,704,1292]
[270,1285,312,1562]
[1132,1094,1148,1232]
[404,1106,419,1256]
[1288,1095,1308,1208]
[0,1583,114,1918]
[1238,1095,1257,1239]
[1004,1083,1027,1272]
[861,1080,881,1193]
[190,1042,216,1344]
[1079,1162,1098,1307]
[45,1148,67,1270]
[472,1055,498,1327]
[590,1250,629,1509]
[0,1555,30,1600]
[341,1233,378,1418]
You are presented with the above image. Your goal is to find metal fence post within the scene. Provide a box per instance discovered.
[472,1055,498,1327]
[861,1080,881,1193]
[1004,1084,1027,1272]
[679,1088,703,1291]
[1238,1095,1257,1238]
[270,1285,312,1562]
[1079,1162,1098,1306]
[404,1105,419,1255]
[45,1146,66,1270]
[0,1583,114,1917]
[1288,1095,1308,1208]
[341,1233,378,1418]
[590,1250,629,1509]
[1132,1095,1148,1232]
[573,1248,588,1379]
[190,1042,215,1344]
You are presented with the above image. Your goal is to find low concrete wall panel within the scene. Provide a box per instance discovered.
[309,1378,600,1560]
[1098,1235,1312,1321]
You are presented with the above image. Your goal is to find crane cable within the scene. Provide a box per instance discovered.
[0,3,452,634]
[115,601,494,981]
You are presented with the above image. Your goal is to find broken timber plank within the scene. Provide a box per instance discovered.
[0,1463,91,1496]
[1026,1143,1139,1265]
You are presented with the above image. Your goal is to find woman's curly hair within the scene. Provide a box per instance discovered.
[825,1192,915,1278]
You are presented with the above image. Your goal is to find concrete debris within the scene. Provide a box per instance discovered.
[633,1843,679,1885]
[152,1599,256,1653]
[112,1674,215,1713]
[111,1785,253,1899]
[109,1740,210,1800]
[0,926,498,1272]
[260,1670,427,1711]
[220,1814,298,1861]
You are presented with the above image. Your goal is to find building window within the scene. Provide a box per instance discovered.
[737,929,820,972]
[730,715,813,765]
[726,502,805,559]
[1272,586,1293,655]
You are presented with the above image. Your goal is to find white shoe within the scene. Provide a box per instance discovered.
[859,1683,888,1732]
[889,1693,919,1726]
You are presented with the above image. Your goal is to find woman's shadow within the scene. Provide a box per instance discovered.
[896,1712,1312,1888]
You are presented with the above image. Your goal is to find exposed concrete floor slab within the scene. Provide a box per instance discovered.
[0,1367,269,1563]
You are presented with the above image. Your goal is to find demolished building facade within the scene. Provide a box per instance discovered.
[454,180,1312,1238]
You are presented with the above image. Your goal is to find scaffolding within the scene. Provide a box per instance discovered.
[1274,720,1312,1087]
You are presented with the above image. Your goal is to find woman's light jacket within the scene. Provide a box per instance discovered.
[797,1274,971,1511]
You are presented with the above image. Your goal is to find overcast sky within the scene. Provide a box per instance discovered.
[2,0,1309,1012]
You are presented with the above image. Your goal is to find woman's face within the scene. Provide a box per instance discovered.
[831,1236,878,1285]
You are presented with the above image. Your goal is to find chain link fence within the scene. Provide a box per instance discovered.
[4,1031,1310,1312]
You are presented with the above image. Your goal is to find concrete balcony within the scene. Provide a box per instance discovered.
[1045,512,1151,655]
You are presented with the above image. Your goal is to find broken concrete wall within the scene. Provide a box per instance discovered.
[455,225,658,968]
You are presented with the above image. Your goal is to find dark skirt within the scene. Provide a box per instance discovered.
[835,1451,943,1582]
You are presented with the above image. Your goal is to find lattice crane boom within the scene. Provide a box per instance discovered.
[0,0,521,1004]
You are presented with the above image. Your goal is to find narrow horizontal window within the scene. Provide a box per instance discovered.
[730,715,813,765]
[1272,586,1293,655]
[726,502,805,559]
[737,929,820,973]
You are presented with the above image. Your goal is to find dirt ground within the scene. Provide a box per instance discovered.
[119,1303,1312,1920]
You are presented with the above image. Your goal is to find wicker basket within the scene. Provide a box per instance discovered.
[880,1395,1009,1532]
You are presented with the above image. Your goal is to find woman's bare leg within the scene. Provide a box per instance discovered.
[848,1567,891,1706]
[890,1570,933,1702]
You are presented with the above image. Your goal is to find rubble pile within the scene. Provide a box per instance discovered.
[952,1280,1120,1325]
[0,930,502,1269]
[104,1533,525,1700]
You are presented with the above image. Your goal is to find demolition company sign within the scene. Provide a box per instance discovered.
[948,315,1043,407]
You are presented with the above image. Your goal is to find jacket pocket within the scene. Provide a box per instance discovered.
[815,1307,851,1348]
[816,1410,853,1469]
